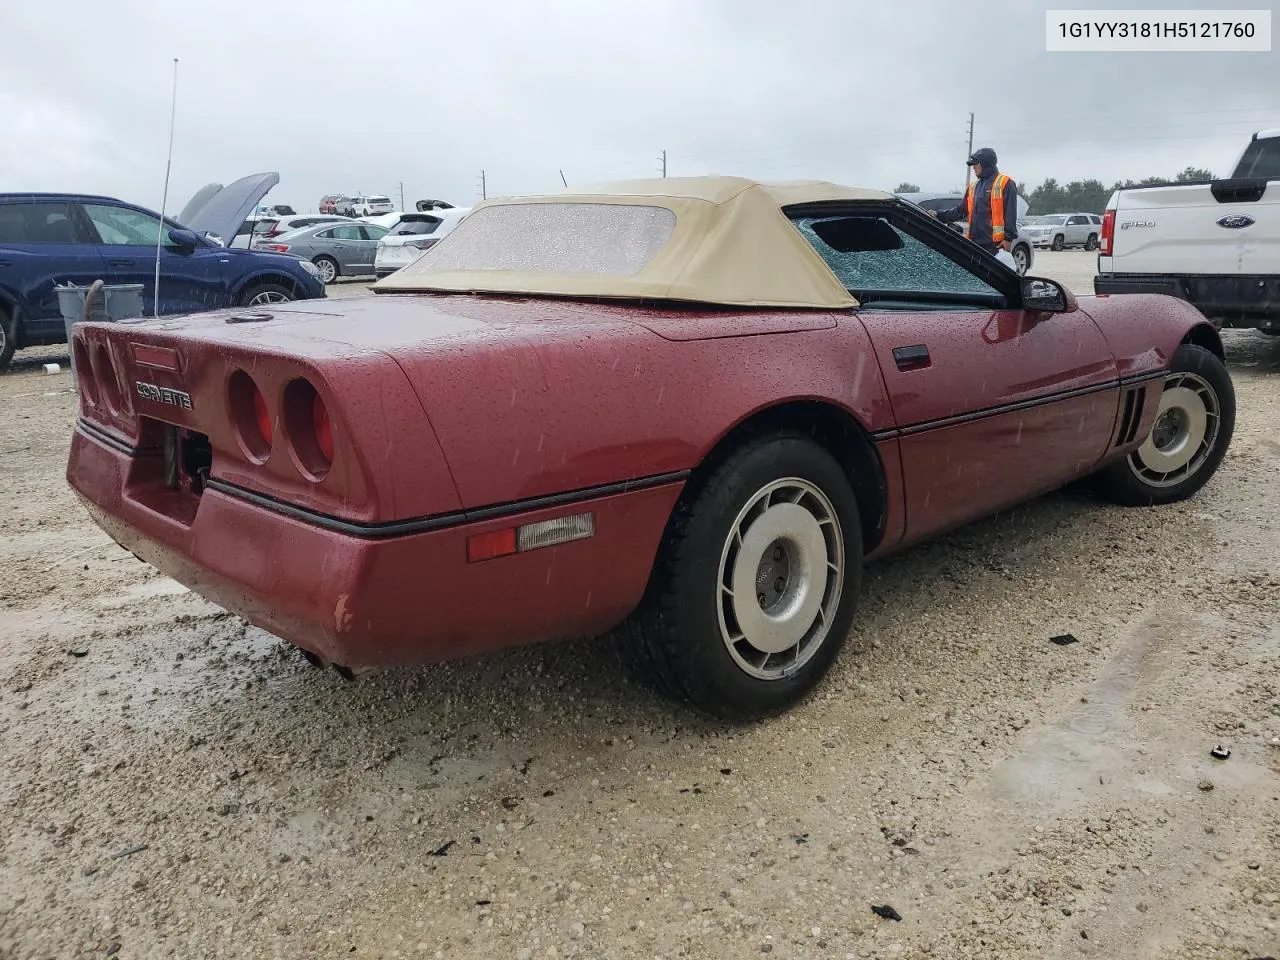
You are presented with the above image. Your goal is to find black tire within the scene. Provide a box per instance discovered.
[621,433,863,722]
[1051,234,1065,251]
[313,256,339,284]
[0,305,16,372]
[1093,343,1235,506]
[1085,233,1099,251]
[236,283,295,308]
[1012,244,1030,275]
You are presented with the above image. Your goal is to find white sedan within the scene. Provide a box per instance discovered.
[373,207,470,278]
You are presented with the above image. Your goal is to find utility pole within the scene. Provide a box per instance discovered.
[965,112,975,191]
[478,169,487,200]
[658,149,666,178]
[398,181,405,211]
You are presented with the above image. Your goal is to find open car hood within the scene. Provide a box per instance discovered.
[176,172,280,245]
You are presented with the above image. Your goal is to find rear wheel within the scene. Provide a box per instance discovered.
[237,283,295,307]
[621,433,862,721]
[1051,234,1065,251]
[1084,233,1099,251]
[1093,343,1235,506]
[313,256,339,284]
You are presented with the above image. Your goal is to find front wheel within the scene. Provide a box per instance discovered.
[621,433,862,721]
[0,307,16,372]
[1011,243,1030,275]
[1085,233,1099,251]
[237,283,295,307]
[1093,343,1235,506]
[1051,234,1065,251]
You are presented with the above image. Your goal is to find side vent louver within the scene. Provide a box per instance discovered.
[1115,385,1147,447]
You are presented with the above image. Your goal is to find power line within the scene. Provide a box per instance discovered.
[663,108,1279,165]
[965,112,974,192]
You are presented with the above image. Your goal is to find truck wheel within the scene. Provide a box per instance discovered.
[1085,233,1098,251]
[1093,343,1235,506]
[0,306,16,372]
[621,433,862,721]
[1051,234,1065,251]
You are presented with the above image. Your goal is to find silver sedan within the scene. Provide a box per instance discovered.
[253,221,389,283]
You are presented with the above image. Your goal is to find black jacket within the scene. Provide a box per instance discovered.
[938,170,1019,248]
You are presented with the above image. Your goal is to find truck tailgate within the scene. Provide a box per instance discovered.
[1102,181,1280,275]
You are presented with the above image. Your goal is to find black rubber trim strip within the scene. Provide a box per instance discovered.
[898,380,1117,437]
[868,368,1166,442]
[76,420,161,458]
[202,469,691,540]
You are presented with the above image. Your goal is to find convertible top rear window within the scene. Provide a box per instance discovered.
[415,202,676,276]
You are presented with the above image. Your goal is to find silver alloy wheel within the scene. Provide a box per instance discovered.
[1127,371,1221,488]
[0,321,6,354]
[248,289,292,306]
[716,477,845,681]
[315,258,337,283]
[1012,246,1029,275]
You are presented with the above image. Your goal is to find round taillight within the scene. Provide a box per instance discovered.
[94,344,122,414]
[228,370,272,462]
[283,378,332,480]
[74,338,98,407]
[252,384,272,446]
[312,393,334,462]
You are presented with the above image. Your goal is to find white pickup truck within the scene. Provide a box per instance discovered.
[1094,130,1280,334]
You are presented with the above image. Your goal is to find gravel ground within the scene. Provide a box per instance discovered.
[1,252,1278,959]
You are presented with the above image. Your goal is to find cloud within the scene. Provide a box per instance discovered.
[0,0,1275,216]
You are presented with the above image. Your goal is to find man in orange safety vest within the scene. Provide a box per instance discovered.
[930,147,1019,257]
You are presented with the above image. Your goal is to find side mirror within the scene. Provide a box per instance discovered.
[167,228,202,251]
[1021,275,1076,313]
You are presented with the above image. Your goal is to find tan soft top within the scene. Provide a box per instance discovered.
[372,176,892,308]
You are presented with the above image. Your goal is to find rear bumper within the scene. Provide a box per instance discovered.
[68,425,682,668]
[1094,272,1280,328]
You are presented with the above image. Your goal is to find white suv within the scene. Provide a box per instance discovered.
[374,207,470,278]
[341,195,394,217]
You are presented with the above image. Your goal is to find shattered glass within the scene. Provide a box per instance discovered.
[792,215,999,297]
[414,202,676,276]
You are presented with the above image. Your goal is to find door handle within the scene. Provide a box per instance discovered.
[107,259,137,267]
[892,344,931,371]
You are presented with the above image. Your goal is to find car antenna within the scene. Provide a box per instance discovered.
[154,57,179,318]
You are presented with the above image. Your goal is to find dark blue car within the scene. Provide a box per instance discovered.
[0,172,325,370]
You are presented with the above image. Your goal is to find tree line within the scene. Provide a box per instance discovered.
[893,166,1214,215]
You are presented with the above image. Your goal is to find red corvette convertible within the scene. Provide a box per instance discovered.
[66,177,1235,720]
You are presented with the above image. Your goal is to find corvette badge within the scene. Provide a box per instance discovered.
[135,381,193,410]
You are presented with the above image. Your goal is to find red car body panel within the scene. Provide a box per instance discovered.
[65,284,1216,668]
[70,426,681,666]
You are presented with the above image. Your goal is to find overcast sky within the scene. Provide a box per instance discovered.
[1,0,1276,214]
